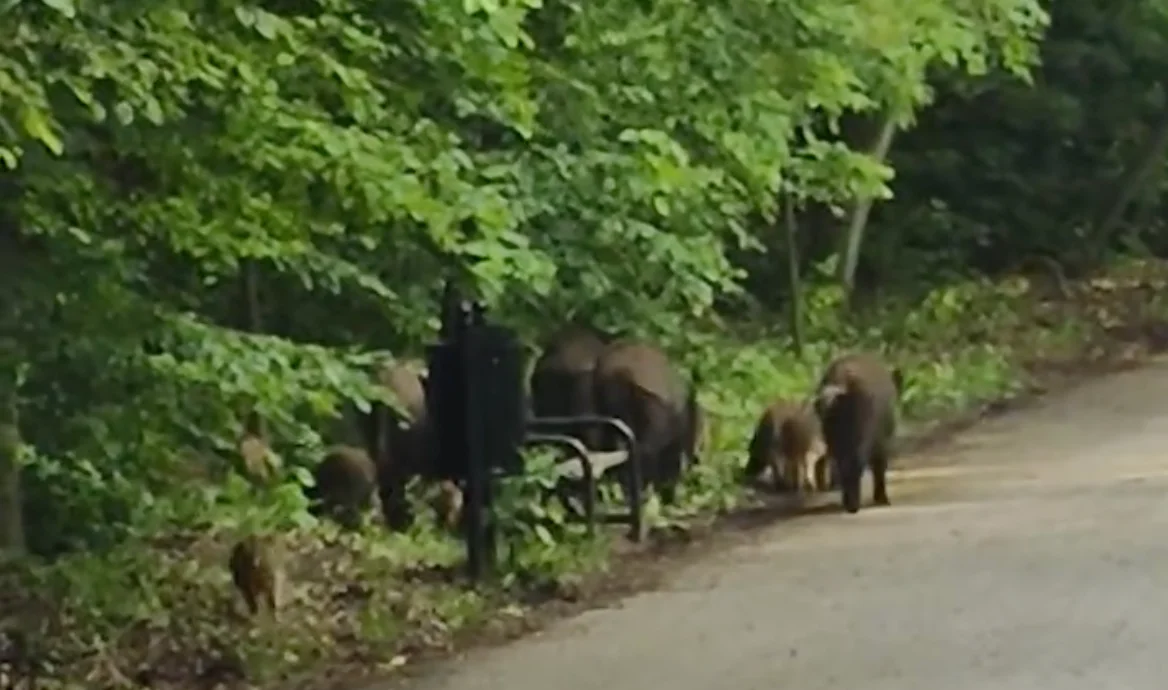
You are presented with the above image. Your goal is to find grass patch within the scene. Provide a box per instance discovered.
[5,256,1168,689]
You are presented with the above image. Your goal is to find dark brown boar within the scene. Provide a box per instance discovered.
[363,359,432,530]
[813,352,901,514]
[306,444,378,529]
[529,325,613,449]
[592,341,700,505]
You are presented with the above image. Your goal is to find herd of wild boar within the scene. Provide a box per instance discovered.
[229,324,903,615]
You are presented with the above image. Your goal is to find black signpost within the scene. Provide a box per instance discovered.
[426,281,526,580]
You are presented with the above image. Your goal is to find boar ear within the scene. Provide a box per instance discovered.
[815,383,847,410]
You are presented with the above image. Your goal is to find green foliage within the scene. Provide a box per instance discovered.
[9,0,1168,683]
[492,449,610,587]
[0,0,1049,555]
[864,0,1168,284]
[5,256,1165,688]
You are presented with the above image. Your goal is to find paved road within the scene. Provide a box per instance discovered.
[389,359,1168,690]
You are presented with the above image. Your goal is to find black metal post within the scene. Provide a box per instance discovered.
[470,302,502,566]
[462,298,493,580]
[427,278,526,582]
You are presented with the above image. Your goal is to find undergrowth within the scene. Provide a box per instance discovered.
[4,256,1168,689]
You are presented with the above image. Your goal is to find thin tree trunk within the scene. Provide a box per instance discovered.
[838,113,899,295]
[0,350,25,556]
[0,177,27,555]
[783,196,805,355]
[1094,110,1168,240]
[241,259,266,439]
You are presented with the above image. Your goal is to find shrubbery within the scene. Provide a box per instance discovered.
[4,0,1168,685]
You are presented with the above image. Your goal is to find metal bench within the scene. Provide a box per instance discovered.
[521,416,643,541]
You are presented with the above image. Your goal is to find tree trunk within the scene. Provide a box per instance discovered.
[1094,109,1168,241]
[838,113,899,296]
[782,196,805,354]
[241,259,267,439]
[0,350,25,556]
[0,175,27,555]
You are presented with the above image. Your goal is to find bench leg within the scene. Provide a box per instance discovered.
[582,477,597,534]
[626,451,644,542]
[575,454,598,533]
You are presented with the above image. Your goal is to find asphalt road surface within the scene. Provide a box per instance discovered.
[387,359,1168,690]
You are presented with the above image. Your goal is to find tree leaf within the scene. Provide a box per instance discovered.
[19,107,62,156]
[38,0,73,18]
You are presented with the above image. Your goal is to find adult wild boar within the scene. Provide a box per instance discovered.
[592,341,701,505]
[306,444,378,530]
[363,359,432,529]
[528,324,613,449]
[813,352,903,514]
[744,399,826,494]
